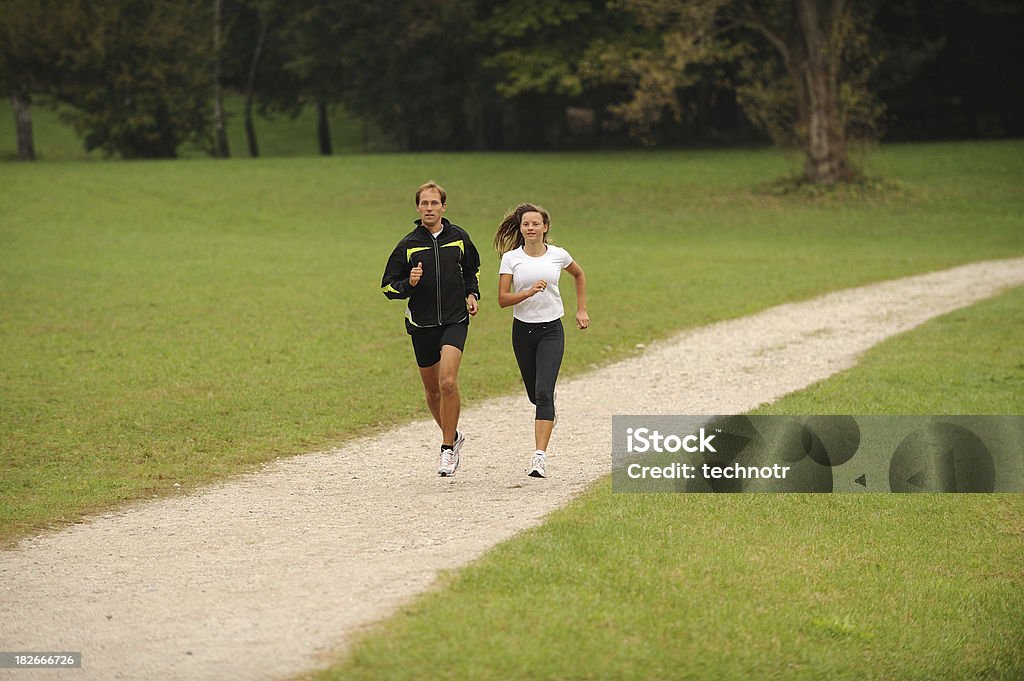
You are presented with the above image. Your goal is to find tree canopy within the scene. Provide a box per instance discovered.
[1,0,1020,176]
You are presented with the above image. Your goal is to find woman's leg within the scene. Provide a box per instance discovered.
[512,319,539,405]
[532,321,565,451]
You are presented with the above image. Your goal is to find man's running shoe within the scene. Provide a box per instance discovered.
[438,447,455,477]
[437,432,465,477]
[449,431,464,475]
[448,445,460,476]
[528,453,546,478]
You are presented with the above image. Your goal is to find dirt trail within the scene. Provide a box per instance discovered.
[2,257,1023,681]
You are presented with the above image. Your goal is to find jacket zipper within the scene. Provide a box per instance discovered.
[433,236,442,325]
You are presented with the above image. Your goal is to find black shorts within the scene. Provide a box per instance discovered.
[409,322,468,368]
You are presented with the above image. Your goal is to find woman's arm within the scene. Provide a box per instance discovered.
[498,273,546,308]
[566,261,589,329]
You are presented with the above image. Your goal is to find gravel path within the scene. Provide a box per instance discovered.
[2,257,1023,681]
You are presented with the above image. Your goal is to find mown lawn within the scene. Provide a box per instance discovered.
[311,286,1024,681]
[1,141,1022,544]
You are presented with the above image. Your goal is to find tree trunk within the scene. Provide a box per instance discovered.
[244,108,259,158]
[11,92,36,161]
[213,83,230,157]
[243,10,269,158]
[212,0,230,158]
[746,0,856,185]
[795,0,853,184]
[316,101,332,155]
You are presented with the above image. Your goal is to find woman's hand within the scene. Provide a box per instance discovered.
[576,309,589,329]
[528,280,547,297]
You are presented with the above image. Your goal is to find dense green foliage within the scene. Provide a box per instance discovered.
[1,0,212,157]
[2,1,1021,158]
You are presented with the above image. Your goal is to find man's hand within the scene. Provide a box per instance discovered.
[409,262,423,286]
[466,293,479,316]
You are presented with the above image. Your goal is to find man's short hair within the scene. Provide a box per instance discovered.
[415,181,447,206]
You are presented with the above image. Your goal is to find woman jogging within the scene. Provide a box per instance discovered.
[495,203,588,478]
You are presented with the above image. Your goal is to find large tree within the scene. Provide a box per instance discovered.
[603,0,883,184]
[279,0,363,155]
[223,0,385,156]
[338,0,496,151]
[43,0,213,158]
[0,0,57,160]
[281,0,505,152]
[482,0,634,148]
[495,0,884,183]
[212,0,232,157]
[217,0,291,158]
[736,0,883,183]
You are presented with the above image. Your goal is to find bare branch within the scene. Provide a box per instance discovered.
[743,5,789,63]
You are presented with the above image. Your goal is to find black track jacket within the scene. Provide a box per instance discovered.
[381,218,482,331]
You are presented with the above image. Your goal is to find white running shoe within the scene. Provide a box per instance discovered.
[448,445,460,476]
[438,433,465,476]
[438,448,455,477]
[450,431,464,475]
[528,453,546,478]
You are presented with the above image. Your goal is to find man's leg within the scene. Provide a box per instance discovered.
[417,362,443,430]
[437,344,463,446]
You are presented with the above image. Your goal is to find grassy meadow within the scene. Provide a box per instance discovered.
[2,110,1022,678]
[310,287,1024,681]
[2,139,1024,544]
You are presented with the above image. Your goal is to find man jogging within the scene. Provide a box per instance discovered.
[381,181,482,476]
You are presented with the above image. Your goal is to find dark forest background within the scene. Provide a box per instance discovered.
[2,0,1021,162]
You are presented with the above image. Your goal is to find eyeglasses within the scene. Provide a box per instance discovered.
[418,200,443,208]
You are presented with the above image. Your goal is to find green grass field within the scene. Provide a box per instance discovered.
[2,112,1022,678]
[310,287,1024,681]
[2,141,1023,544]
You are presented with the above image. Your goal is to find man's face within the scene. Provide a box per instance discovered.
[417,189,445,230]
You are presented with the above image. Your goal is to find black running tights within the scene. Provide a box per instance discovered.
[511,318,564,421]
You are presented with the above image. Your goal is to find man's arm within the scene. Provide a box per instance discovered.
[462,233,482,302]
[381,244,414,299]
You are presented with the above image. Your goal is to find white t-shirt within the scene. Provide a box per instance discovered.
[499,245,574,322]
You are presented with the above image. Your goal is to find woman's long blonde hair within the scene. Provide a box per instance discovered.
[493,203,550,256]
